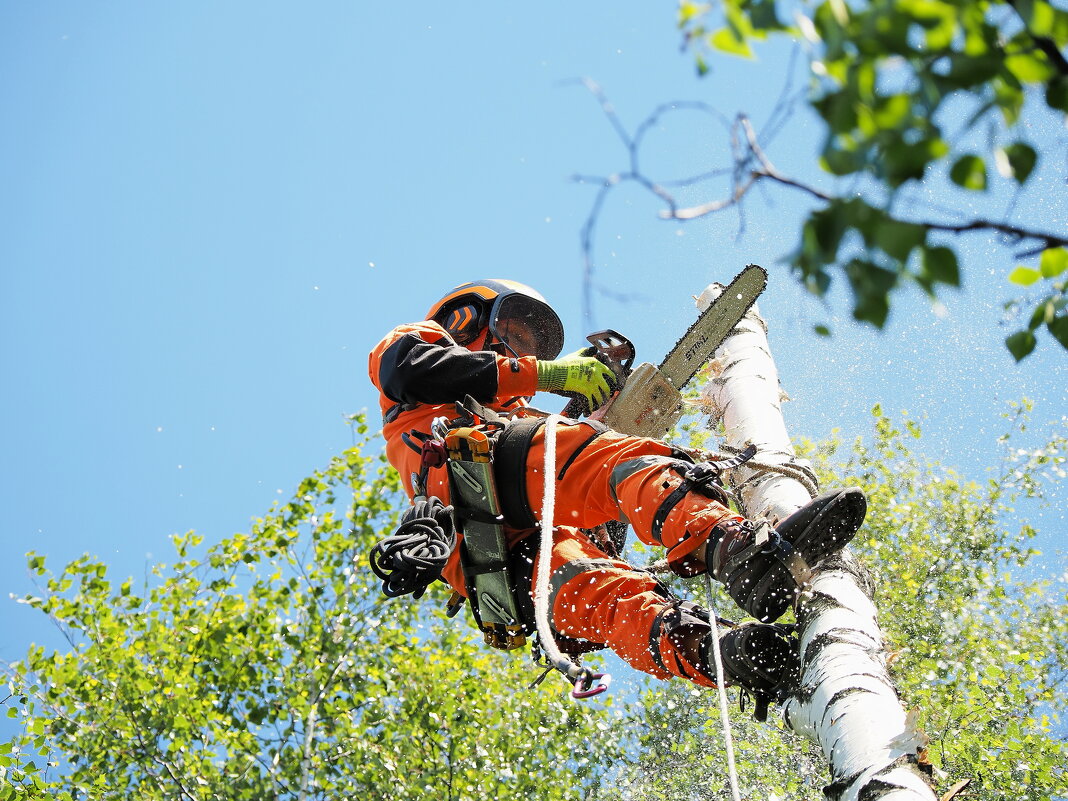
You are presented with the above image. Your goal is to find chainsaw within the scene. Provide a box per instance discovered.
[564,264,767,439]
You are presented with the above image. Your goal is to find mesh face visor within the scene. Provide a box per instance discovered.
[489,293,565,361]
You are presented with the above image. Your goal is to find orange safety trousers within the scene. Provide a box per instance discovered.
[423,418,742,688]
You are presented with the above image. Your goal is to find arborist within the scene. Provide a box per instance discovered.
[367,278,866,713]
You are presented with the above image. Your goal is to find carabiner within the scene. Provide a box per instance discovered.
[571,671,610,699]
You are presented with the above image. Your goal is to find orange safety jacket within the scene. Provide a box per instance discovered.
[368,320,546,594]
[368,320,539,494]
[368,319,735,689]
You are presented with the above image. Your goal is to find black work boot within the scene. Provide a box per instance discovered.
[702,623,799,721]
[708,487,867,623]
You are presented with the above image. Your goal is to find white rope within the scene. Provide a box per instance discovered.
[535,412,738,801]
[683,444,820,498]
[704,570,743,801]
[533,414,568,669]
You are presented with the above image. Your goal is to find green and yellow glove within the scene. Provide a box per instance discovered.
[536,349,618,414]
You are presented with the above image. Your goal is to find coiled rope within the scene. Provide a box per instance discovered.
[369,496,455,599]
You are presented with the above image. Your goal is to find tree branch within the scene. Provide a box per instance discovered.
[573,82,1068,327]
[1005,0,1068,75]
[665,162,1066,249]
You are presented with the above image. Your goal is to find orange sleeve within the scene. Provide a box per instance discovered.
[369,320,538,405]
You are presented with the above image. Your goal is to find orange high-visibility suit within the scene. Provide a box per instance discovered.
[369,320,743,687]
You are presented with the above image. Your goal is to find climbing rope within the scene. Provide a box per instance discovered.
[534,414,609,697]
[368,496,455,599]
[704,570,743,801]
[696,443,820,499]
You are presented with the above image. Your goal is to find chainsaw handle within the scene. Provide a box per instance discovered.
[561,330,635,419]
[583,330,635,380]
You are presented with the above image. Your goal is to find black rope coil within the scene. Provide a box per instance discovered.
[369,496,456,599]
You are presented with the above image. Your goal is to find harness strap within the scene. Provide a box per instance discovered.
[384,401,419,425]
[464,559,510,577]
[650,446,758,543]
[554,421,608,481]
[449,504,504,526]
[401,430,430,454]
[718,524,812,589]
[456,394,508,427]
[648,600,737,676]
[494,417,545,531]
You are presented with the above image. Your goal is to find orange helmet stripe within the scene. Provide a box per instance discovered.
[434,284,498,309]
[446,306,475,332]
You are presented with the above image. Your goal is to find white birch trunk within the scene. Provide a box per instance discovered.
[694,284,936,801]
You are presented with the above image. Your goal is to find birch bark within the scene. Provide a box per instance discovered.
[695,282,936,801]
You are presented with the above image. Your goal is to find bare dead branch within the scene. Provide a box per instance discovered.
[572,81,1068,324]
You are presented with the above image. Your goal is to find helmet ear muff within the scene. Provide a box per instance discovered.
[441,302,486,345]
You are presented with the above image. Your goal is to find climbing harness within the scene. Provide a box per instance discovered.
[443,419,529,650]
[372,397,611,697]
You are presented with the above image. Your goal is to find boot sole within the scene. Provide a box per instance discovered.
[719,624,794,690]
[785,486,867,567]
[732,488,867,622]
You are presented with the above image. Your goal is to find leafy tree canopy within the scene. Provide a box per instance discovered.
[1,415,625,801]
[2,407,1066,799]
[598,401,1068,799]
[634,0,1067,360]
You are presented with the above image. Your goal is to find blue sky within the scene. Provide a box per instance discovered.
[2,1,1065,693]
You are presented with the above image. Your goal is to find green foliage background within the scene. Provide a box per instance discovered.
[677,0,1068,360]
[3,405,1066,800]
[1,415,625,801]
[601,402,1068,800]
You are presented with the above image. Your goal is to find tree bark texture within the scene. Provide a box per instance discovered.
[695,282,936,801]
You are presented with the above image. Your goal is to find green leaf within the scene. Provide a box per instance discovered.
[876,218,926,261]
[995,80,1026,126]
[1021,0,1067,38]
[996,142,1037,184]
[872,94,911,128]
[1005,52,1055,83]
[1049,314,1068,349]
[945,53,1001,88]
[820,142,864,176]
[1009,266,1042,286]
[1040,247,1068,278]
[710,27,753,57]
[922,246,960,287]
[845,259,897,327]
[813,90,859,135]
[814,324,831,336]
[678,1,709,25]
[1029,300,1057,329]
[1005,329,1037,361]
[1048,76,1068,112]
[950,154,988,190]
[882,137,948,187]
[748,0,782,30]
